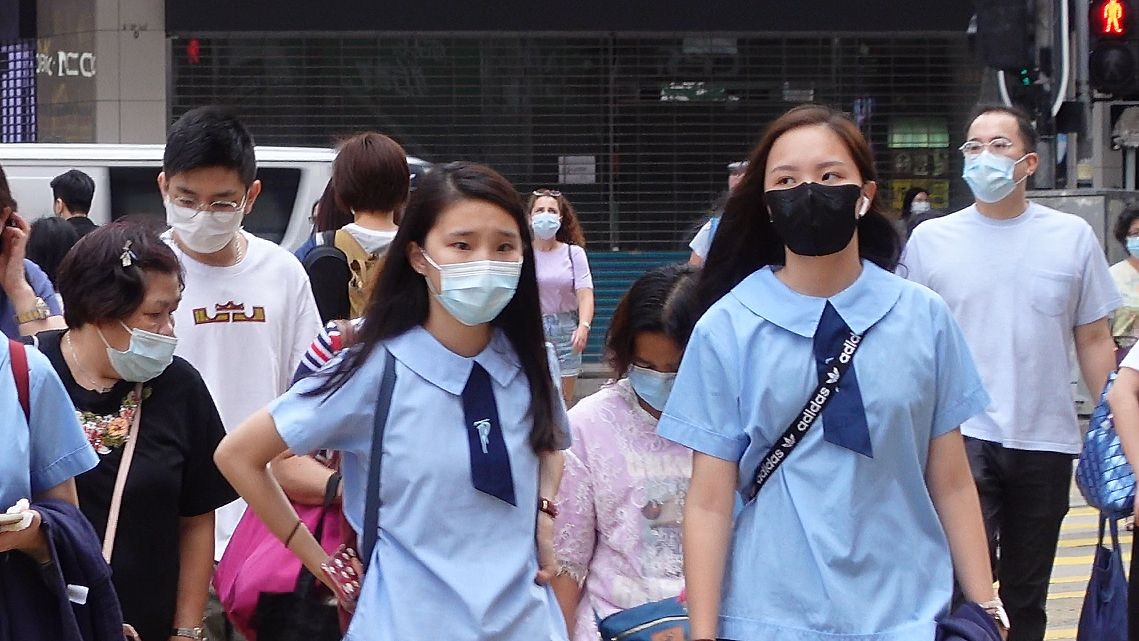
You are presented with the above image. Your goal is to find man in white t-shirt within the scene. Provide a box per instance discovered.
[688,159,747,266]
[903,105,1120,641]
[157,106,322,641]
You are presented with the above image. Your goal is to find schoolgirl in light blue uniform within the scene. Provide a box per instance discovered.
[217,162,571,641]
[659,105,1007,641]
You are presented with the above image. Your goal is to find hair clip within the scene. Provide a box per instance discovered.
[120,240,138,268]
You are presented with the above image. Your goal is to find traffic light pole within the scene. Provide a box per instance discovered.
[1077,0,1095,186]
[1035,0,1058,188]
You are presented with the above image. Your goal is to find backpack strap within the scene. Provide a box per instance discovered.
[9,339,29,423]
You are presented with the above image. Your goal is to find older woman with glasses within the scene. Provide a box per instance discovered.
[527,189,594,406]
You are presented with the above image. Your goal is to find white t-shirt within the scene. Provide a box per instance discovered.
[166,230,323,556]
[689,219,714,258]
[902,203,1121,453]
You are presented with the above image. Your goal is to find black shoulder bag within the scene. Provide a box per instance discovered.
[743,329,864,503]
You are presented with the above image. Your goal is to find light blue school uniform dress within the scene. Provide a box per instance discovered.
[2,340,98,510]
[658,262,990,641]
[271,325,571,641]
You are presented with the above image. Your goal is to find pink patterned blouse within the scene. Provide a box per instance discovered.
[554,379,692,641]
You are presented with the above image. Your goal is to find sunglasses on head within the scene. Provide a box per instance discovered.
[533,189,562,197]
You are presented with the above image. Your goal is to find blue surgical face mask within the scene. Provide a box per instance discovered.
[1128,237,1139,257]
[422,253,523,326]
[962,151,1030,204]
[628,365,677,413]
[531,213,561,241]
[98,321,178,382]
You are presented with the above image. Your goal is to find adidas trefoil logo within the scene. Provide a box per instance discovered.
[826,367,840,384]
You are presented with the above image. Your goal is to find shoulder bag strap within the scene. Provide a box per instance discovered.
[102,382,145,563]
[743,330,865,503]
[9,339,29,422]
[361,348,397,571]
[567,243,576,282]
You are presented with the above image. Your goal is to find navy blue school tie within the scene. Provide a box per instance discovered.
[813,302,874,458]
[460,363,517,506]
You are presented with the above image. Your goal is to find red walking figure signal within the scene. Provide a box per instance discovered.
[1100,0,1128,36]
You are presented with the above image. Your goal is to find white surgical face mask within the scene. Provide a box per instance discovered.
[423,252,523,326]
[165,199,245,254]
[98,321,178,382]
[962,151,1029,204]
[628,365,677,413]
[531,213,561,241]
[910,200,931,215]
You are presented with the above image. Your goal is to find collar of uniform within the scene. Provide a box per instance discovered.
[386,325,521,395]
[731,260,903,338]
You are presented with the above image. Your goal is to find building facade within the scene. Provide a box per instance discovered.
[10,0,990,249]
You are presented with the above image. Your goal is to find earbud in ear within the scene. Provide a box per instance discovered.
[855,195,871,219]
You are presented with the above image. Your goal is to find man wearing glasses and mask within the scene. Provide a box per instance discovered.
[902,104,1119,641]
[157,106,322,641]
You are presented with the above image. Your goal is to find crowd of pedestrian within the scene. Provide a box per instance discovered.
[0,100,1134,641]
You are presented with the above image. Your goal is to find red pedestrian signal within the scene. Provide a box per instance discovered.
[1096,0,1129,37]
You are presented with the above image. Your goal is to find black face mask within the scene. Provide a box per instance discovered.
[765,182,865,257]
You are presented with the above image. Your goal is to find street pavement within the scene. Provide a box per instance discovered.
[1044,485,1131,640]
[573,371,1132,640]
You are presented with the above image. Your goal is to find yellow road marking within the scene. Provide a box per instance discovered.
[1052,552,1130,566]
[1047,590,1085,600]
[1044,628,1076,640]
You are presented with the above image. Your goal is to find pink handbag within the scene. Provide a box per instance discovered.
[213,472,343,641]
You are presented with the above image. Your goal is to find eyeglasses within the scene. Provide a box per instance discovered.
[727,161,749,174]
[957,138,1016,157]
[171,192,249,214]
[532,189,562,197]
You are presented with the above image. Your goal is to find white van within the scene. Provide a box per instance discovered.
[0,144,431,251]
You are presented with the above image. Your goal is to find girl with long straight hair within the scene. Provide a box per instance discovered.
[216,162,570,641]
[659,105,1005,641]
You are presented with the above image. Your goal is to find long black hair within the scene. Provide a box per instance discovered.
[310,162,562,453]
[900,186,929,221]
[698,104,901,317]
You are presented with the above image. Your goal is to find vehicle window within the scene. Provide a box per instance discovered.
[244,168,300,245]
[108,166,166,223]
[109,166,300,245]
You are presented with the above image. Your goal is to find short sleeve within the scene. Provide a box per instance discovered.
[898,231,928,284]
[179,364,239,516]
[657,314,748,461]
[553,440,596,584]
[26,347,97,494]
[271,348,385,457]
[689,221,713,258]
[930,302,991,437]
[285,270,324,390]
[24,260,62,315]
[1074,227,1122,326]
[293,321,342,383]
[569,245,593,291]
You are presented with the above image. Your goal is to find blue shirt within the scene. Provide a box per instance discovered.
[271,325,571,641]
[0,260,64,339]
[658,262,990,641]
[1,339,98,510]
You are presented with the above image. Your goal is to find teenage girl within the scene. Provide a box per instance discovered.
[551,263,700,641]
[216,162,571,641]
[659,105,1006,641]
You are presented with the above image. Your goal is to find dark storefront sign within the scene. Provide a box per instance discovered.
[170,32,981,250]
[166,1,973,34]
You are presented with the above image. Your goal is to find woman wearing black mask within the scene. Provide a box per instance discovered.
[656,105,1005,641]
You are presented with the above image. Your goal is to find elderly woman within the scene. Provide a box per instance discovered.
[37,221,236,641]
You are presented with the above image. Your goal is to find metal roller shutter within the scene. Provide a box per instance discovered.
[170,32,983,251]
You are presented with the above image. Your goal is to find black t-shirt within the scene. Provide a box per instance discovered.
[37,329,237,641]
[66,216,98,238]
